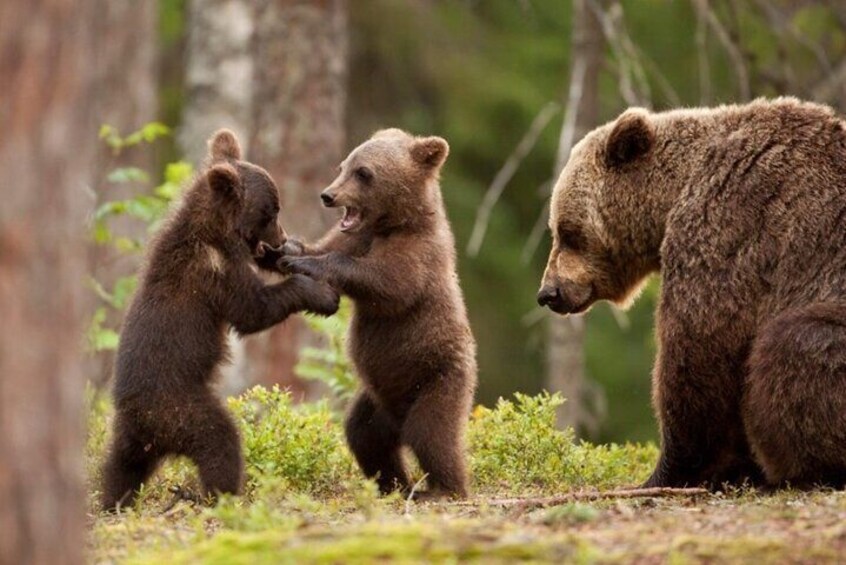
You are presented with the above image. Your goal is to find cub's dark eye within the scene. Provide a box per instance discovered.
[558,226,586,252]
[353,167,373,183]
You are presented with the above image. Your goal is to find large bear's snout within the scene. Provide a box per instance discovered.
[537,285,562,309]
[538,280,594,315]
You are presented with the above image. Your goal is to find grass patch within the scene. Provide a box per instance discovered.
[87,388,846,563]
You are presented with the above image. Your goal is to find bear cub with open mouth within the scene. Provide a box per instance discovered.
[280,129,477,499]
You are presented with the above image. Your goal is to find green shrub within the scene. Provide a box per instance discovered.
[294,300,358,405]
[86,386,656,512]
[87,123,193,354]
[227,386,357,496]
[469,392,577,491]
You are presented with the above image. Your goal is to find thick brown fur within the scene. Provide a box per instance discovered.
[538,97,846,490]
[101,130,339,511]
[280,129,477,499]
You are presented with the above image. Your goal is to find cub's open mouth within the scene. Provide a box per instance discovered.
[340,207,362,232]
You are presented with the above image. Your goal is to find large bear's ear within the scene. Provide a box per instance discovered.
[604,108,654,168]
[208,129,242,161]
[410,136,449,170]
[207,163,243,204]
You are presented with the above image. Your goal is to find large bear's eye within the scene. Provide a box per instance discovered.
[558,225,586,252]
[354,167,373,184]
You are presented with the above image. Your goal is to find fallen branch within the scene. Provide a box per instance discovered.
[451,487,709,510]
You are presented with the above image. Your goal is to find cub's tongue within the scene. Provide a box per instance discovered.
[340,207,361,231]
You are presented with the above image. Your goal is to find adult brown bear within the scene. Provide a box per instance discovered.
[538,97,846,489]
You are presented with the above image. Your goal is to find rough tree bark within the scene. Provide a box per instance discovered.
[547,0,606,434]
[0,1,102,562]
[181,0,347,394]
[246,0,348,393]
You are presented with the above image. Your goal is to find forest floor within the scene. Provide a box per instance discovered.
[90,488,846,564]
[86,388,846,564]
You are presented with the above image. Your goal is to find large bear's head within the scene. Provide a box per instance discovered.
[538,108,662,315]
[205,130,287,255]
[318,128,449,234]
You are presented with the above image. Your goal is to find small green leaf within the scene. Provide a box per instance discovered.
[111,276,138,308]
[91,221,112,244]
[113,237,143,254]
[107,167,150,184]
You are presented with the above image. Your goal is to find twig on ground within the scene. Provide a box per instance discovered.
[405,474,429,515]
[450,487,710,510]
[161,485,202,514]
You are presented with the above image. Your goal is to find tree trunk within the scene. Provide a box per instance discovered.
[180,0,348,395]
[0,1,101,562]
[245,0,348,393]
[546,0,605,435]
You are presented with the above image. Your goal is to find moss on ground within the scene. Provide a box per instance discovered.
[87,387,846,563]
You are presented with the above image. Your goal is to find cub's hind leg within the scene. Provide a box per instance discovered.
[101,414,161,511]
[345,391,410,494]
[403,377,471,499]
[176,391,244,500]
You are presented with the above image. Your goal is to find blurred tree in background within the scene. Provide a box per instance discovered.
[178,0,347,395]
[90,0,846,443]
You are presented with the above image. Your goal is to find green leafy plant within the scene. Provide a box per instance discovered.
[227,386,357,496]
[86,123,193,353]
[86,384,657,514]
[469,392,577,491]
[294,300,358,403]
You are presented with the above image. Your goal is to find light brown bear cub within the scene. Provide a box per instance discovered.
[538,97,846,490]
[280,129,477,499]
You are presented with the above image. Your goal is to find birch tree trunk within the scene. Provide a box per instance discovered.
[547,0,605,434]
[0,1,102,562]
[181,0,347,395]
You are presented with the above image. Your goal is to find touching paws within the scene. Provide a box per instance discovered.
[281,239,306,257]
[254,241,285,271]
[278,255,325,280]
[291,274,339,316]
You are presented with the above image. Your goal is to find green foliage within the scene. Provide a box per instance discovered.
[469,392,655,492]
[294,300,358,403]
[99,122,171,153]
[227,386,357,496]
[86,124,193,353]
[469,392,575,490]
[87,385,655,515]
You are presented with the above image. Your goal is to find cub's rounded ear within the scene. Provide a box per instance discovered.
[207,163,243,202]
[208,129,243,161]
[410,136,449,169]
[604,108,654,168]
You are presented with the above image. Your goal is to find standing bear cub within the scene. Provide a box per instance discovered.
[538,97,846,489]
[101,130,339,510]
[280,129,477,499]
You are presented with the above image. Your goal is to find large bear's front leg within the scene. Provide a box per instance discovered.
[644,310,763,489]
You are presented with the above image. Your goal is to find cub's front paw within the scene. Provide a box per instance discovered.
[255,242,285,271]
[278,255,324,280]
[282,239,306,257]
[294,275,340,316]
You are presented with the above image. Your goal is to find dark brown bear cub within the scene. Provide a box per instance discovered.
[101,130,339,511]
[280,129,477,499]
